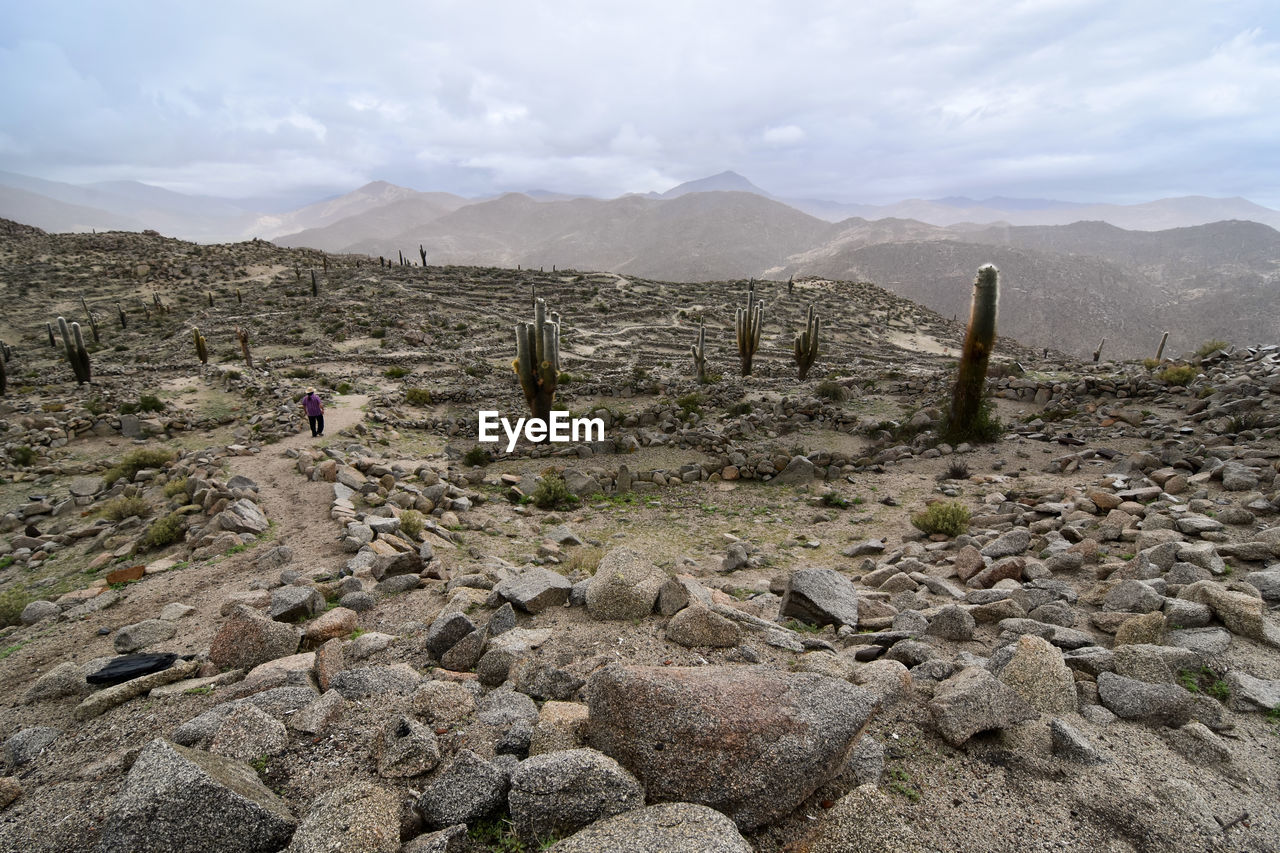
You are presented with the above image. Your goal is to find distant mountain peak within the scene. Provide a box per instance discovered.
[661,170,772,199]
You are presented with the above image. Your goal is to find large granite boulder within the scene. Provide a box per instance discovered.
[585,664,877,831]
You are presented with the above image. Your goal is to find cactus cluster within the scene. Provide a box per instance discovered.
[193,327,208,364]
[946,265,1000,441]
[513,297,560,424]
[691,323,708,383]
[794,303,820,380]
[735,281,763,376]
[58,316,91,385]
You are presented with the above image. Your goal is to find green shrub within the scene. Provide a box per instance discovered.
[531,473,580,510]
[285,367,313,379]
[815,380,846,402]
[1195,339,1228,358]
[9,446,36,466]
[384,366,410,379]
[100,495,151,521]
[464,446,491,467]
[1158,365,1197,386]
[120,394,166,414]
[0,585,33,628]
[139,513,185,550]
[405,388,432,406]
[726,402,752,416]
[101,447,176,487]
[676,392,703,418]
[335,381,353,395]
[399,509,425,539]
[911,501,971,537]
[941,400,1003,444]
[1141,358,1161,369]
[163,477,190,499]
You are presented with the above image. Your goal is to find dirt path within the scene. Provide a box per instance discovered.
[226,394,369,567]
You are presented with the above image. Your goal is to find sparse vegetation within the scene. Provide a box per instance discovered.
[139,513,185,550]
[405,387,432,406]
[101,447,176,487]
[384,366,410,379]
[464,446,491,467]
[1158,365,1197,386]
[0,585,34,628]
[1195,339,1229,358]
[562,545,603,575]
[911,500,971,537]
[531,472,580,510]
[815,380,846,402]
[100,495,151,521]
[398,509,425,539]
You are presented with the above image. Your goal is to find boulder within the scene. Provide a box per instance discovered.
[507,748,645,844]
[928,667,1038,746]
[586,549,665,621]
[996,635,1076,714]
[779,568,859,628]
[269,586,325,622]
[771,455,815,485]
[113,619,178,654]
[549,802,751,853]
[287,780,400,853]
[665,606,740,648]
[1180,580,1269,642]
[215,498,270,535]
[586,664,877,831]
[209,608,302,671]
[1097,672,1194,727]
[496,568,572,614]
[417,749,507,829]
[97,739,295,853]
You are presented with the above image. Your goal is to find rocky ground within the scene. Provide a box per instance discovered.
[0,220,1277,852]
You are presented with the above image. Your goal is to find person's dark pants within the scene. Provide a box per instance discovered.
[309,415,324,436]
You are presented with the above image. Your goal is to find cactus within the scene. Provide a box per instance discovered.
[58,317,90,384]
[0,350,5,396]
[193,327,208,365]
[80,295,100,343]
[47,322,55,348]
[419,244,427,266]
[398,250,405,266]
[1155,331,1169,362]
[513,297,560,425]
[322,255,328,272]
[787,275,794,295]
[793,303,820,380]
[152,292,165,314]
[691,323,708,383]
[310,269,318,297]
[236,326,253,369]
[1092,338,1105,362]
[945,265,1000,442]
[116,302,127,329]
[207,291,214,307]
[1,341,10,362]
[735,280,763,376]
[236,288,242,305]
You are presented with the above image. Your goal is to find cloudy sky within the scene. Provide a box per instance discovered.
[2,0,1278,207]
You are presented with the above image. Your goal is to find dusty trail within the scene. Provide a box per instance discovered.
[227,394,369,567]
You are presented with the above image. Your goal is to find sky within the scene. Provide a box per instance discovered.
[1,0,1278,207]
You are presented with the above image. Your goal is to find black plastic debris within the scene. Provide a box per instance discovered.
[86,653,179,686]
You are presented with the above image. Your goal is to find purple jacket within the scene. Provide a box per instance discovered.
[302,393,324,416]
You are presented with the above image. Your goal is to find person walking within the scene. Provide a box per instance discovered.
[302,387,325,437]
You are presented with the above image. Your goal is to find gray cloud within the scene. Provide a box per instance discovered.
[1,0,1277,206]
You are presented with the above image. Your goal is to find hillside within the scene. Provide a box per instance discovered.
[0,224,1277,852]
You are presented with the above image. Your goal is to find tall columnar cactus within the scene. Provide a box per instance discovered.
[47,322,55,348]
[419,244,427,266]
[1092,338,1105,363]
[193,327,208,365]
[236,326,253,369]
[236,288,243,305]
[1155,331,1169,362]
[691,323,708,383]
[322,255,328,272]
[80,295,100,343]
[71,323,91,384]
[117,302,128,329]
[58,317,91,384]
[513,298,560,424]
[310,270,319,297]
[947,265,1000,440]
[398,250,405,266]
[735,280,763,376]
[787,275,794,295]
[0,350,6,396]
[793,303,820,380]
[152,292,165,314]
[207,291,214,307]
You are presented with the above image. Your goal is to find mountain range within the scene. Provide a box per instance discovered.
[1,169,1277,359]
